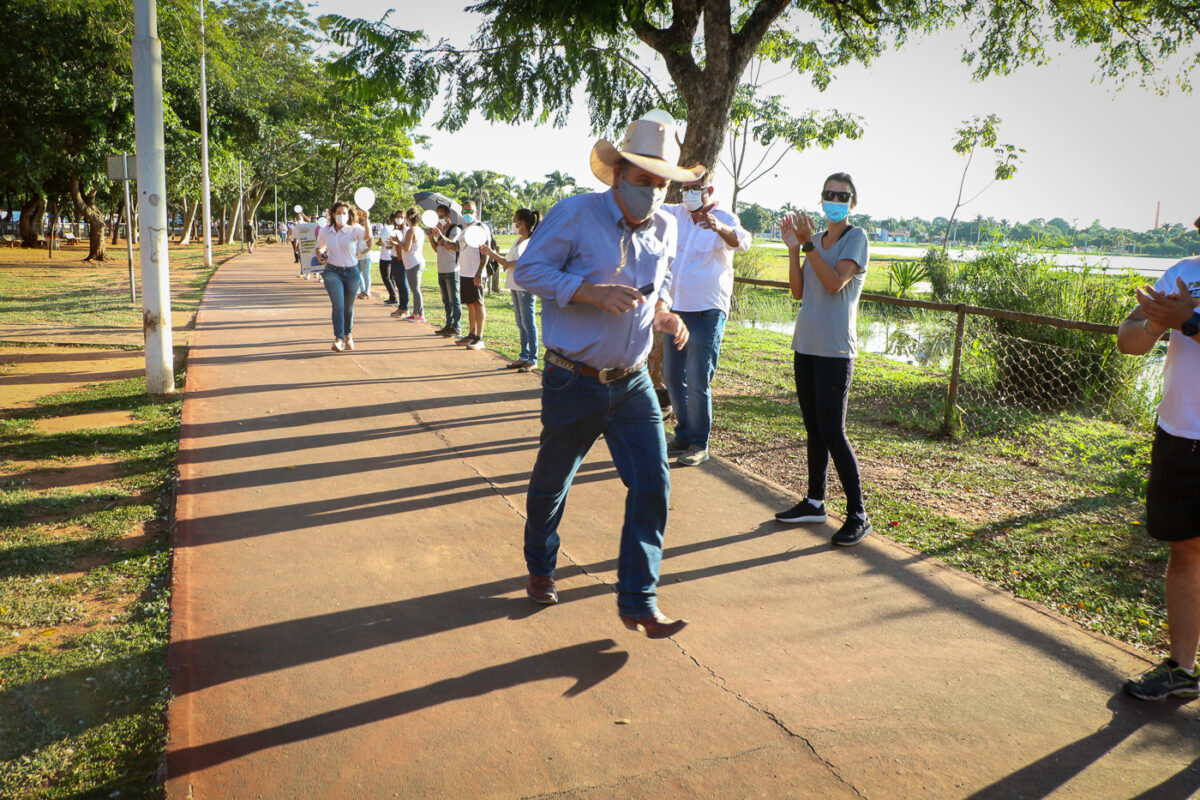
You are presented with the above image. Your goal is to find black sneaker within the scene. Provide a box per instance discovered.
[433,325,450,335]
[831,515,872,546]
[666,438,689,456]
[440,328,461,338]
[774,500,828,524]
[1124,659,1200,701]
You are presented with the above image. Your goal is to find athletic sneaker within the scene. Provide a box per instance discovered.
[466,337,485,350]
[774,500,827,524]
[440,328,460,338]
[390,308,408,318]
[1124,659,1200,701]
[344,335,355,351]
[831,516,872,547]
[666,438,689,456]
[454,334,474,345]
[405,314,425,323]
[331,338,345,352]
[677,445,710,467]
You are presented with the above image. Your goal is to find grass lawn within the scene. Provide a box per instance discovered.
[0,353,186,798]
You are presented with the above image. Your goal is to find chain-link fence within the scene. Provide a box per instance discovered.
[734,278,1163,438]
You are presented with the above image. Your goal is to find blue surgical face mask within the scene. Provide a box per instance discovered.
[463,213,475,223]
[822,201,851,223]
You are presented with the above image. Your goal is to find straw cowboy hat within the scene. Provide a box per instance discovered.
[590,117,705,187]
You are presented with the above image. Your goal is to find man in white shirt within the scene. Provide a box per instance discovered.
[1118,240,1200,700]
[661,170,751,466]
[376,211,399,306]
[429,206,462,336]
[452,201,487,350]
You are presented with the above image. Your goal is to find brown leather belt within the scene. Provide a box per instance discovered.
[545,350,646,384]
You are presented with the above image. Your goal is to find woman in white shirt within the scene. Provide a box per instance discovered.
[377,210,402,307]
[316,201,369,352]
[355,207,373,299]
[480,208,540,371]
[398,205,426,322]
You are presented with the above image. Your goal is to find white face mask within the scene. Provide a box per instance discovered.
[682,188,707,212]
[335,213,349,225]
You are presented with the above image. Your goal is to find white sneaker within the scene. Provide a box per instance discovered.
[345,335,355,351]
[332,339,345,352]
[677,445,710,466]
[466,338,485,350]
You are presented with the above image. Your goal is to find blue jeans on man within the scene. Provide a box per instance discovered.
[438,270,461,331]
[524,365,669,617]
[511,290,539,363]
[321,266,358,340]
[662,309,727,449]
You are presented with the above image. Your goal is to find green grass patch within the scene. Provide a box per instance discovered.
[0,356,184,799]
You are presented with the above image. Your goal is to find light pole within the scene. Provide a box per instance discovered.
[198,0,212,269]
[238,160,244,252]
[132,0,175,394]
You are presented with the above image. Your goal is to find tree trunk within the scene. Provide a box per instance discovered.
[69,175,108,261]
[19,194,44,247]
[218,200,228,245]
[178,197,198,245]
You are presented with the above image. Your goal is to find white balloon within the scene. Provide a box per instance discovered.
[353,187,376,211]
[463,225,489,248]
[317,217,328,227]
[420,209,439,227]
[640,109,676,127]
[293,204,302,213]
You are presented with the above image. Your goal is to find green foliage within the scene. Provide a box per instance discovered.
[921,248,958,301]
[885,259,931,298]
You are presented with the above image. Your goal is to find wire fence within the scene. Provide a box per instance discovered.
[733,278,1162,438]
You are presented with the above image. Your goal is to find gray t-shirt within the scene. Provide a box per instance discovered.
[435,224,462,273]
[791,226,870,359]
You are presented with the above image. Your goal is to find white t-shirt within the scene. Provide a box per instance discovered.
[316,223,367,268]
[505,238,530,291]
[1154,257,1200,440]
[399,224,425,269]
[663,204,751,314]
[378,223,395,260]
[458,222,486,278]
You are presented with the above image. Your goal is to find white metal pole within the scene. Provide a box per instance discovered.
[123,178,136,302]
[273,182,277,242]
[198,0,212,269]
[238,160,244,252]
[133,0,175,394]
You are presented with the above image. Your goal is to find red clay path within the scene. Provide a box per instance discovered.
[166,246,1200,798]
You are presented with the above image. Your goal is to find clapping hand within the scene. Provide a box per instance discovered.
[780,212,814,250]
[1136,276,1199,330]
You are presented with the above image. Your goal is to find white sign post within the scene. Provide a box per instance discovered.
[106,154,138,303]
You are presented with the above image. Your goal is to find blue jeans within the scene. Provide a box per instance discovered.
[511,290,538,363]
[524,365,669,617]
[438,270,461,331]
[662,309,727,450]
[321,266,358,339]
[357,258,372,294]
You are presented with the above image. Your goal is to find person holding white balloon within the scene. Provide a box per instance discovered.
[398,206,426,322]
[315,201,369,352]
[455,201,488,350]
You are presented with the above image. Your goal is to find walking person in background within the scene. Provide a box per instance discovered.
[480,208,541,371]
[1118,241,1200,701]
[315,201,369,352]
[774,173,872,547]
[355,207,373,300]
[513,115,698,638]
[455,201,487,350]
[376,210,400,306]
[398,206,426,322]
[660,170,751,466]
[429,205,462,337]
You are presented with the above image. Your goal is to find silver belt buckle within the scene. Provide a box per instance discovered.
[597,367,619,384]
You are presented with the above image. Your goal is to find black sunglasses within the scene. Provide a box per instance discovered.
[821,190,852,203]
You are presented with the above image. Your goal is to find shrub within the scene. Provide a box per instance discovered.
[921,248,958,300]
[886,259,931,298]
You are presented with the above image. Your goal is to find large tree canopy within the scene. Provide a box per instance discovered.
[323,0,1199,181]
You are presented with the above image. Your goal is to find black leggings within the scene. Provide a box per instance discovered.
[794,352,865,516]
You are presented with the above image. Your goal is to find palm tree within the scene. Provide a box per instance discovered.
[462,170,504,221]
[543,170,577,200]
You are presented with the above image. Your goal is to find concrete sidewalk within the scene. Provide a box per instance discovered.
[166,249,1200,799]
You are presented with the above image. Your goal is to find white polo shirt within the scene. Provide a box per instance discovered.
[1155,256,1200,440]
[316,223,366,268]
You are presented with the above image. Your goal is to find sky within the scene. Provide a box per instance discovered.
[310,2,1198,232]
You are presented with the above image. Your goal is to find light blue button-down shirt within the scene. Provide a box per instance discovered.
[513,190,677,370]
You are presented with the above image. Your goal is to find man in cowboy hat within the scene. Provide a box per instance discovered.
[513,114,702,638]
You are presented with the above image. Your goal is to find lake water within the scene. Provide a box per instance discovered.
[758,242,1181,277]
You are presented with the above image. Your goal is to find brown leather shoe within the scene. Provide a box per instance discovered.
[620,610,688,639]
[527,574,558,605]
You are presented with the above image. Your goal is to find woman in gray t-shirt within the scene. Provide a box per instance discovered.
[774,172,872,547]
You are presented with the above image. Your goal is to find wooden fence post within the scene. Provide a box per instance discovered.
[943,305,967,435]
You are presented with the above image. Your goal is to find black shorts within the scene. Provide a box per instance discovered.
[1147,426,1200,542]
[460,275,481,305]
